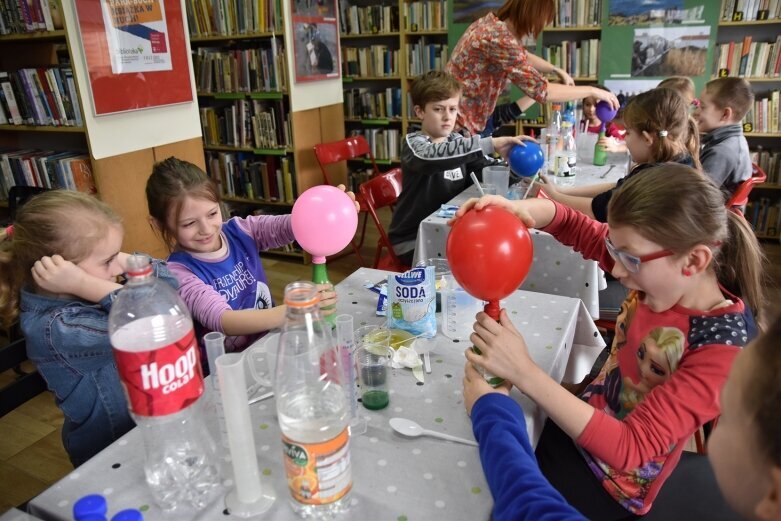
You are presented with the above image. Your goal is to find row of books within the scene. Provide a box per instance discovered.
[743,90,780,134]
[0,0,61,34]
[342,46,400,78]
[0,68,82,127]
[550,0,602,27]
[408,39,448,76]
[344,87,402,120]
[751,147,781,184]
[339,3,399,35]
[184,0,283,38]
[712,36,781,78]
[200,99,291,149]
[720,0,781,21]
[192,43,287,94]
[404,0,447,32]
[0,149,95,200]
[541,39,599,79]
[207,151,295,203]
[349,128,401,161]
[347,168,374,194]
[746,198,781,238]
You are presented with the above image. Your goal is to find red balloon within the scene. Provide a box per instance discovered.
[446,206,534,305]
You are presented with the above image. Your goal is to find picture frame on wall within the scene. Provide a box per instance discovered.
[73,0,193,116]
[291,0,340,83]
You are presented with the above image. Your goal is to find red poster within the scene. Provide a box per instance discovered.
[74,0,193,115]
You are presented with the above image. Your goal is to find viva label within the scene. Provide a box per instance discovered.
[282,428,352,505]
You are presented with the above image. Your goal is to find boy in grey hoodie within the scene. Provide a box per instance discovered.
[694,77,754,198]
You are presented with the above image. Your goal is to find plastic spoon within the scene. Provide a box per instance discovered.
[389,417,478,447]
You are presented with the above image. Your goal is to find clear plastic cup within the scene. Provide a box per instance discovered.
[442,286,484,341]
[355,344,392,410]
[482,166,510,197]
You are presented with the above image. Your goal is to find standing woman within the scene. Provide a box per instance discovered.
[447,0,619,136]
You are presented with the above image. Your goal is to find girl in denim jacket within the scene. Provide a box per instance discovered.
[0,190,177,467]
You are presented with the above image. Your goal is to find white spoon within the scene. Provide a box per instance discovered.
[389,417,478,447]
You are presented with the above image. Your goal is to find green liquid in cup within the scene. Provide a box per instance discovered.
[362,390,390,410]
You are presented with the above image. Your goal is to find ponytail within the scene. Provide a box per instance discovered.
[717,211,767,328]
[686,116,701,171]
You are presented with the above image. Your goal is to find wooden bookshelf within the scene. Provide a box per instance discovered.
[0,30,66,41]
[189,31,280,43]
[0,124,85,133]
[718,19,781,26]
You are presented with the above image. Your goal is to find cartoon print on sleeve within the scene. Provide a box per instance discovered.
[255,280,272,309]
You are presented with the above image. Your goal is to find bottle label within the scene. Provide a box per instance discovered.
[282,428,352,505]
[114,329,204,417]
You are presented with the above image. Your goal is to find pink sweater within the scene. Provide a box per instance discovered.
[543,202,746,515]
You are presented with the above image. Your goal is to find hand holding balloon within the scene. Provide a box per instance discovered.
[450,195,537,229]
[508,141,544,178]
[595,100,618,132]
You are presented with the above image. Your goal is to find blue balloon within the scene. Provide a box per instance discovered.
[508,142,544,177]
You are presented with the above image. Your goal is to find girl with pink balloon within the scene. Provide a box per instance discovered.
[145,157,356,354]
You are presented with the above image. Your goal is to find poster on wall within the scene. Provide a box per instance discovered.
[631,26,710,77]
[74,0,193,116]
[291,0,340,83]
[609,0,705,25]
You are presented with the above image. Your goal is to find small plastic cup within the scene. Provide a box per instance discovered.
[481,184,499,196]
[355,344,392,410]
[354,325,391,348]
[482,165,510,197]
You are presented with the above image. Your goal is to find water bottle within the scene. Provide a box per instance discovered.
[275,281,352,519]
[563,101,576,127]
[546,104,563,175]
[108,255,220,512]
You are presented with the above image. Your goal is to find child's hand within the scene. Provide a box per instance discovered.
[491,135,533,159]
[536,173,564,198]
[336,184,361,212]
[465,309,536,384]
[449,196,536,228]
[317,283,337,316]
[31,255,89,296]
[463,362,511,417]
[590,87,620,110]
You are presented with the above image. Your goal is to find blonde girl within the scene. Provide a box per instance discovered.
[540,87,701,222]
[0,190,176,466]
[458,164,764,518]
[145,157,345,353]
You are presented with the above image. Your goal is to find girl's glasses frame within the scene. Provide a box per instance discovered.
[604,237,674,273]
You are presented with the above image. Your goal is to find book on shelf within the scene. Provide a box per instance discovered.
[746,197,781,237]
[720,0,781,21]
[344,87,401,119]
[0,67,81,127]
[200,98,290,149]
[184,0,283,37]
[0,149,95,199]
[349,128,400,161]
[714,35,781,78]
[339,2,399,35]
[742,90,780,134]
[407,38,448,76]
[542,38,599,78]
[193,44,288,93]
[751,146,781,184]
[342,45,399,77]
[404,0,447,31]
[207,151,294,202]
[551,0,601,27]
[0,0,61,34]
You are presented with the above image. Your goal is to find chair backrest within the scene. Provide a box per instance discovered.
[313,136,378,186]
[359,168,403,263]
[726,163,766,211]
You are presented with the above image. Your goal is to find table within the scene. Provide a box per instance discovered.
[413,153,628,319]
[28,268,604,521]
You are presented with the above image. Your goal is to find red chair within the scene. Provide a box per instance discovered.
[314,136,389,265]
[359,168,410,272]
[726,163,766,216]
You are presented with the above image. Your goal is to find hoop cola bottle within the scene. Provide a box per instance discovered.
[108,255,220,511]
[275,281,352,519]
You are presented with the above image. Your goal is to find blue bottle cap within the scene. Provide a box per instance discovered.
[78,516,108,521]
[110,509,144,521]
[73,494,107,519]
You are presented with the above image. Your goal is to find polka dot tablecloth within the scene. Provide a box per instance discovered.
[27,268,604,521]
[413,158,629,320]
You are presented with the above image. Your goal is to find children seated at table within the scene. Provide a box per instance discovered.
[456,164,765,519]
[540,87,701,222]
[464,313,780,521]
[145,157,341,353]
[0,191,177,466]
[694,77,754,198]
[387,71,528,266]
[580,85,625,139]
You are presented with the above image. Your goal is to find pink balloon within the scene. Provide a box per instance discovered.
[291,185,358,262]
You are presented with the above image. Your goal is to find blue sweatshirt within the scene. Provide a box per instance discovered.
[471,394,586,521]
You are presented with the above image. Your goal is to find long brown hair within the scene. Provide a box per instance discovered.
[145,157,221,252]
[608,164,766,326]
[496,0,554,39]
[0,191,122,327]
[743,314,781,467]
[621,87,702,171]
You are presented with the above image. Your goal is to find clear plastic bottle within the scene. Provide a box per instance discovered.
[275,281,352,519]
[108,255,220,512]
[562,101,576,127]
[546,104,563,174]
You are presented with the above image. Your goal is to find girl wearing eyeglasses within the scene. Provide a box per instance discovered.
[455,163,766,519]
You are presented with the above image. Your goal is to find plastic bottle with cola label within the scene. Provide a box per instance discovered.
[108,255,220,512]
